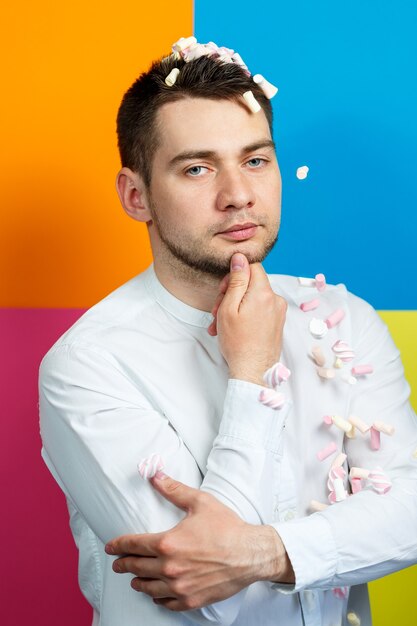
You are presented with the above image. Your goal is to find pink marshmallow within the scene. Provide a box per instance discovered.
[317,441,338,461]
[325,308,345,328]
[300,298,320,312]
[315,273,326,292]
[258,388,286,409]
[370,426,381,450]
[351,364,374,376]
[350,477,363,494]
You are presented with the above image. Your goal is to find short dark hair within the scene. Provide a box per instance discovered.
[116,53,274,188]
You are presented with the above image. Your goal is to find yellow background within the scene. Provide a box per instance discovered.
[1,2,415,624]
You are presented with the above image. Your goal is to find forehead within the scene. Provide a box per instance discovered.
[154,97,272,158]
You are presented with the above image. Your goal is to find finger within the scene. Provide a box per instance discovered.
[149,473,201,513]
[219,253,250,312]
[207,318,217,336]
[113,555,160,578]
[246,262,273,293]
[131,577,174,599]
[105,532,164,557]
[153,597,189,611]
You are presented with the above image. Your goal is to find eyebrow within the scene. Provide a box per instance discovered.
[167,139,276,169]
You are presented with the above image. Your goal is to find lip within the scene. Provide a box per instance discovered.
[218,225,258,241]
[219,222,257,233]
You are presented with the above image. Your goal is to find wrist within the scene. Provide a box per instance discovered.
[229,374,266,386]
[250,524,295,584]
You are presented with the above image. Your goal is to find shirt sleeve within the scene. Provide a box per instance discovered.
[269,295,417,593]
[39,342,290,625]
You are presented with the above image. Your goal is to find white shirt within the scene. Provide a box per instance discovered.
[39,263,417,626]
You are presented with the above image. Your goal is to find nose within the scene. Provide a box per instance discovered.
[215,168,256,212]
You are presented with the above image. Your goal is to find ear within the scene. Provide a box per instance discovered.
[116,167,152,223]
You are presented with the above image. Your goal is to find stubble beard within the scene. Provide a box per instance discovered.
[148,198,280,279]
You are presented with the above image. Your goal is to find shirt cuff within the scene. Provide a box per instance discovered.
[269,513,338,592]
[219,378,291,454]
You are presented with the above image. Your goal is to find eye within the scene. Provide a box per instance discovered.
[246,157,267,168]
[185,165,208,177]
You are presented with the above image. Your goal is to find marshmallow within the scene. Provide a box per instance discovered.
[165,68,180,86]
[332,340,355,361]
[323,415,333,425]
[183,43,210,62]
[350,477,363,494]
[242,90,261,113]
[370,426,381,450]
[258,388,286,409]
[413,448,417,459]
[334,357,343,369]
[309,499,329,512]
[350,467,370,479]
[232,52,249,72]
[253,73,278,99]
[317,367,335,380]
[334,477,348,501]
[317,441,338,461]
[373,420,395,436]
[331,452,347,468]
[138,453,164,479]
[333,586,349,599]
[347,612,361,626]
[263,362,291,388]
[342,372,358,385]
[328,466,347,503]
[172,36,197,53]
[315,273,326,292]
[331,415,355,437]
[348,415,371,434]
[296,165,309,180]
[309,318,328,339]
[311,345,326,366]
[367,466,392,494]
[298,276,316,287]
[351,364,373,376]
[300,298,320,312]
[325,308,345,329]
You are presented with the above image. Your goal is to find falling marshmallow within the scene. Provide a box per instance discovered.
[253,74,278,99]
[296,165,309,180]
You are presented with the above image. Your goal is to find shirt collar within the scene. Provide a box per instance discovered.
[144,263,214,328]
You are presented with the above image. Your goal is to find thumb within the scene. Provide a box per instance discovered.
[222,253,250,310]
[150,472,200,513]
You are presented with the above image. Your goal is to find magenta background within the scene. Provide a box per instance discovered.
[1,309,91,624]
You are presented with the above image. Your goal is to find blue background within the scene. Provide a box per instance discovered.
[195,0,417,309]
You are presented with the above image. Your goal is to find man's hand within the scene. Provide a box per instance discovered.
[208,253,287,385]
[105,473,294,612]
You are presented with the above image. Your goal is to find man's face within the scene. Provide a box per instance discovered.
[146,97,282,278]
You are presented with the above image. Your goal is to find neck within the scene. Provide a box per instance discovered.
[152,255,224,313]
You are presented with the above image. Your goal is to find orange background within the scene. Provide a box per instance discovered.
[1,1,192,307]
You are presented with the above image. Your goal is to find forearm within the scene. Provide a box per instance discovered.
[201,378,289,523]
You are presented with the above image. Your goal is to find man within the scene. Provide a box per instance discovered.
[40,38,417,626]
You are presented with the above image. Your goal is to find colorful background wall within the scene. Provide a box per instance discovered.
[1,1,416,624]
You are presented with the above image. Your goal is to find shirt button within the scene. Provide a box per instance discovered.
[284,509,296,521]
